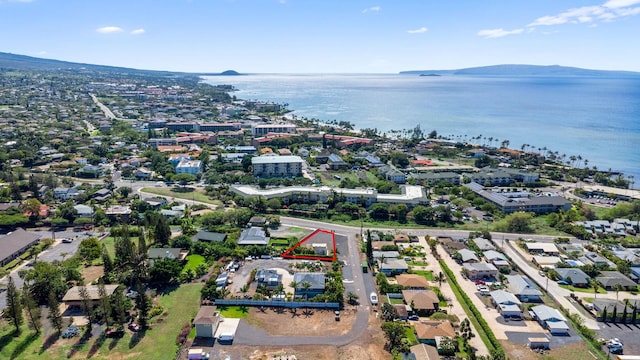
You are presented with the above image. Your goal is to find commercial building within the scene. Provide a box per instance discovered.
[251,155,303,178]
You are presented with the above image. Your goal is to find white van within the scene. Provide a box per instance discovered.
[370,292,378,305]
[218,333,234,343]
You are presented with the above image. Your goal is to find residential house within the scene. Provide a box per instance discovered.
[175,160,202,175]
[62,285,119,308]
[379,165,407,184]
[413,321,455,345]
[92,188,112,203]
[144,197,168,209]
[529,305,569,335]
[525,243,560,256]
[379,258,409,276]
[532,256,562,269]
[457,249,479,263]
[396,274,430,289]
[473,238,496,251]
[372,251,401,261]
[483,250,510,270]
[506,275,542,302]
[147,248,189,265]
[193,306,220,338]
[592,299,634,322]
[596,271,637,291]
[248,216,267,227]
[402,290,440,315]
[293,272,326,299]
[74,204,94,218]
[105,205,132,220]
[579,252,617,268]
[237,227,269,246]
[192,231,227,243]
[462,262,498,280]
[489,290,522,318]
[327,154,348,170]
[256,269,282,290]
[0,228,41,266]
[555,268,590,288]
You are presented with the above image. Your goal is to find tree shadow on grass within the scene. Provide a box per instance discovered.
[87,333,106,358]
[156,283,180,296]
[0,329,20,353]
[128,328,146,349]
[66,328,93,359]
[10,331,39,360]
[39,333,60,354]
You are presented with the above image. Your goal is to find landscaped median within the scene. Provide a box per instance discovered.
[439,260,505,359]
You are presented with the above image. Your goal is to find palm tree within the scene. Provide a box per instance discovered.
[614,283,623,302]
[435,272,446,287]
[301,281,312,300]
[590,279,600,300]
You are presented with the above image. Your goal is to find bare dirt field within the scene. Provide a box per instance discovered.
[214,314,389,360]
[500,339,598,360]
[82,265,104,283]
[245,306,356,336]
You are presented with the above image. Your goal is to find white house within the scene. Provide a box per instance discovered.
[175,160,202,175]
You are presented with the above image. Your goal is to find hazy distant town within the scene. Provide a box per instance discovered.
[1,54,639,360]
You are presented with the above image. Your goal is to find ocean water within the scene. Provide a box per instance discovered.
[203,74,640,185]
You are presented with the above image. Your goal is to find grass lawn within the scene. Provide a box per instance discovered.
[0,283,203,360]
[182,254,206,273]
[403,325,419,346]
[560,284,607,294]
[412,270,434,281]
[217,305,249,319]
[141,187,222,206]
[101,236,116,257]
[387,296,405,305]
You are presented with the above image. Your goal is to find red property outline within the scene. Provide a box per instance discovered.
[281,229,337,262]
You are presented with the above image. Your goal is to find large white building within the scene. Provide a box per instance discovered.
[251,124,297,136]
[176,160,203,175]
[252,155,303,178]
[230,184,429,208]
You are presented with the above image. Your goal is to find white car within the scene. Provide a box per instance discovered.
[370,292,378,305]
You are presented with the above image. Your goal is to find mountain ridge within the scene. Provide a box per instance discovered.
[400,64,640,77]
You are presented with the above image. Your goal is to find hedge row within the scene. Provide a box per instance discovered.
[439,260,504,357]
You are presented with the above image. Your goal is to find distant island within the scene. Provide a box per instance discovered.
[401,64,640,77]
[199,70,244,76]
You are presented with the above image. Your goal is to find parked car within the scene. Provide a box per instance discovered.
[408,315,419,321]
[370,292,378,305]
[62,238,73,243]
[125,290,139,299]
[557,280,569,285]
[128,322,141,332]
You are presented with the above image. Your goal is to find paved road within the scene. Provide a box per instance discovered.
[0,229,93,309]
[90,94,117,120]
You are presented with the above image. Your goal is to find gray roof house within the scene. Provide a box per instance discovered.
[238,227,270,246]
[473,238,496,251]
[293,272,326,299]
[379,258,409,276]
[555,268,590,287]
[490,290,522,318]
[192,231,227,242]
[457,249,479,263]
[596,271,637,290]
[147,248,189,264]
[506,275,542,302]
[530,305,569,335]
[0,228,41,266]
[462,262,498,280]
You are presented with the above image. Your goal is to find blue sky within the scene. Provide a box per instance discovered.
[1,0,639,73]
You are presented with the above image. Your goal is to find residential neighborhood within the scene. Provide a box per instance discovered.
[0,57,639,360]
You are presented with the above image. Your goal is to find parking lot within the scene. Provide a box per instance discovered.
[596,322,640,357]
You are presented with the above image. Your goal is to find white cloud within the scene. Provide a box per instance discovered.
[96,26,124,34]
[407,27,428,34]
[477,28,524,38]
[528,1,640,27]
[130,28,145,35]
[603,0,640,9]
[362,6,381,13]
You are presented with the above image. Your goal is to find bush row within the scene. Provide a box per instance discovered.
[439,260,504,358]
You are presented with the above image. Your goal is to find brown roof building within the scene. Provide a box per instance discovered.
[396,274,430,289]
[62,285,119,307]
[414,321,455,343]
[403,290,440,314]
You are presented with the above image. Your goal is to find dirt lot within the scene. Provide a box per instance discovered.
[245,306,356,336]
[82,265,104,283]
[212,312,388,360]
[500,339,599,360]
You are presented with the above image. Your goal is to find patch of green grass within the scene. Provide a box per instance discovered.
[387,296,405,305]
[412,270,434,281]
[182,254,206,273]
[403,325,419,346]
[560,284,607,294]
[141,187,222,206]
[101,236,115,257]
[0,283,203,360]
[217,305,249,318]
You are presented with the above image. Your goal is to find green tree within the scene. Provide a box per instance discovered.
[21,198,43,220]
[499,212,534,233]
[135,281,151,329]
[98,282,111,328]
[79,284,93,331]
[2,277,24,332]
[47,291,63,334]
[78,237,102,262]
[148,258,183,285]
[154,215,171,246]
[381,321,407,352]
[21,288,41,333]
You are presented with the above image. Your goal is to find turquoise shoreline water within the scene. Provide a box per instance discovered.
[203,74,640,185]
